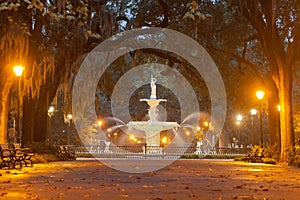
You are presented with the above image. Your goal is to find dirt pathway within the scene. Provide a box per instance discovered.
[1,159,300,200]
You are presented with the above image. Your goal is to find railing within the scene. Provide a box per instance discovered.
[68,145,250,159]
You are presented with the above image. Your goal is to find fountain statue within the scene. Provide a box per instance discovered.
[140,75,167,122]
[150,75,157,99]
[127,75,179,148]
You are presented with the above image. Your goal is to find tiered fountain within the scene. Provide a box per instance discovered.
[127,75,179,148]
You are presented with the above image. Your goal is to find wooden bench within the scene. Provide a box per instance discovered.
[57,146,76,161]
[12,143,34,167]
[0,144,13,169]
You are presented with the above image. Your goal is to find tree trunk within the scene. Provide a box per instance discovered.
[267,79,280,153]
[33,89,48,142]
[23,98,35,144]
[0,79,14,143]
[278,69,295,161]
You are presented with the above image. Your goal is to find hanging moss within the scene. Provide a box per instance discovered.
[0,23,29,65]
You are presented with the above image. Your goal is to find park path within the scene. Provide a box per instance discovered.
[1,159,300,200]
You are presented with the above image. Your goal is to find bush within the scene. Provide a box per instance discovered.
[23,142,59,163]
[180,154,200,159]
[263,144,280,161]
[180,154,245,159]
[31,153,59,163]
[25,142,57,154]
[291,145,300,166]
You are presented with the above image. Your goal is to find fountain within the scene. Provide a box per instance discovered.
[127,75,179,148]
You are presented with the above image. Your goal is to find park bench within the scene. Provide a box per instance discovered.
[12,143,34,167]
[244,147,265,163]
[57,145,76,161]
[0,144,13,169]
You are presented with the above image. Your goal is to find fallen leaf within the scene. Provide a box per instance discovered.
[234,185,243,189]
[235,195,255,199]
[54,178,64,182]
[212,188,222,191]
[142,185,154,188]
[120,194,129,198]
[0,192,7,196]
[84,193,91,198]
[146,172,156,177]
[58,192,64,198]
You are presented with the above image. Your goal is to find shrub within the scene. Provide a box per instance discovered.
[292,145,300,166]
[180,154,244,159]
[25,142,57,154]
[263,144,280,161]
[23,142,59,163]
[31,153,59,163]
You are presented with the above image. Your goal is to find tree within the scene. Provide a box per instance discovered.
[239,0,300,161]
[0,9,30,143]
[0,0,96,144]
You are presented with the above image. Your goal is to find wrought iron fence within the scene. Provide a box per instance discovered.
[68,144,250,159]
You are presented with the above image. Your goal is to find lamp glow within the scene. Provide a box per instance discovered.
[13,65,24,77]
[256,90,265,100]
[277,105,281,111]
[237,114,243,121]
[67,114,72,120]
[250,109,257,115]
[97,120,103,127]
[162,136,168,144]
[203,121,209,127]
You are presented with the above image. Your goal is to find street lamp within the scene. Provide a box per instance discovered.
[48,106,55,118]
[236,114,242,148]
[236,114,243,122]
[250,109,257,145]
[256,90,265,148]
[250,108,257,116]
[97,120,103,127]
[13,65,24,145]
[277,104,281,112]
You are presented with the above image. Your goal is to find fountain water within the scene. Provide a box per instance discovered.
[127,75,179,147]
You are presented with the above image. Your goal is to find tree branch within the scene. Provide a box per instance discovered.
[207,44,265,84]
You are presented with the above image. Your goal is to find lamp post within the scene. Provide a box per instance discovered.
[64,114,72,145]
[13,65,24,145]
[236,114,243,148]
[256,90,265,148]
[196,126,201,141]
[47,106,55,145]
[250,108,257,145]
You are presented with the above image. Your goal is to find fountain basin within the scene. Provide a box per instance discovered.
[140,99,166,107]
[127,121,179,133]
[127,121,179,147]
